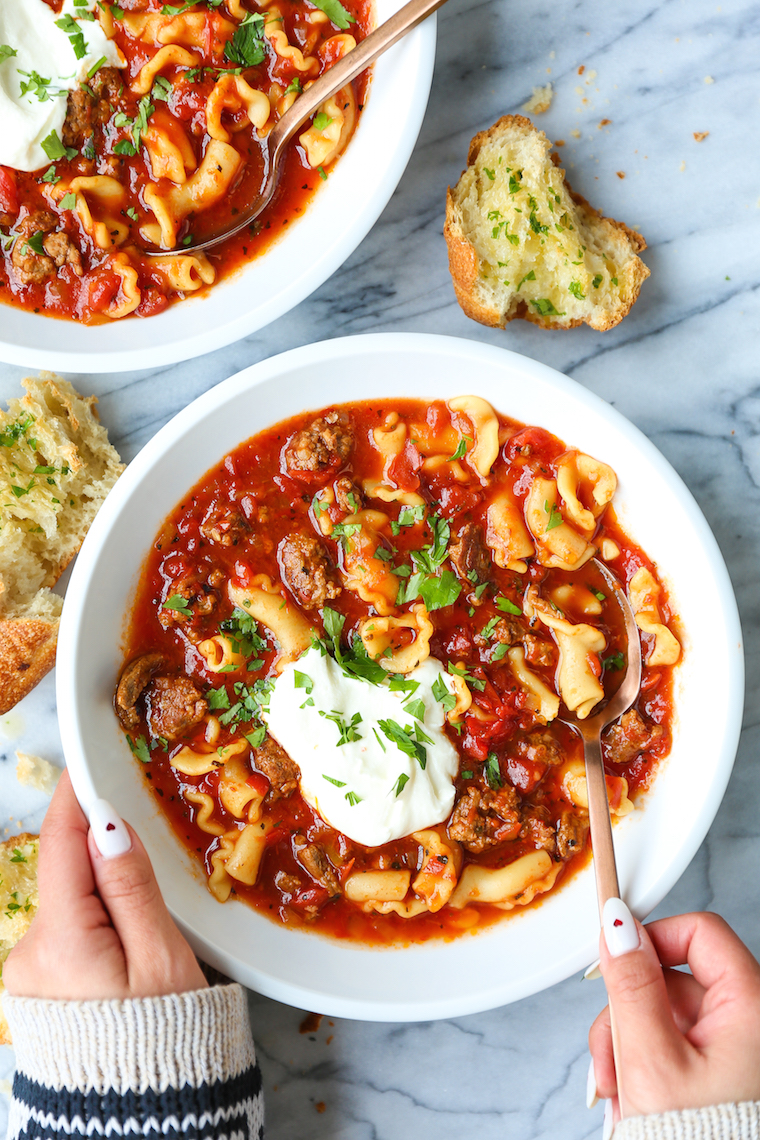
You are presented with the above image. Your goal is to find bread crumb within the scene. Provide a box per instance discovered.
[598,119,612,128]
[578,65,585,75]
[616,171,626,179]
[570,128,581,139]
[554,139,566,146]
[522,84,553,114]
[575,86,584,96]
[299,1011,323,1034]
[586,70,597,82]
[315,1102,326,1114]
[693,131,709,141]
[679,160,686,171]
[704,75,714,83]
[16,751,61,796]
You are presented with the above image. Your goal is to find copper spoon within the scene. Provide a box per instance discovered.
[556,557,643,1121]
[169,0,449,254]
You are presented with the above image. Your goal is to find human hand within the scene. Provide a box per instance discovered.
[588,901,760,1130]
[4,769,207,1001]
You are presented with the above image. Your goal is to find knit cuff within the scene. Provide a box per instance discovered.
[615,1102,760,1140]
[2,983,255,1096]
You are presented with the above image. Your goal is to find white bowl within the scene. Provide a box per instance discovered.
[0,13,435,374]
[57,333,744,1020]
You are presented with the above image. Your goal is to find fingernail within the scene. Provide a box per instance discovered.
[603,897,640,958]
[584,958,602,981]
[89,799,131,859]
[586,1057,599,1109]
[602,1099,614,1140]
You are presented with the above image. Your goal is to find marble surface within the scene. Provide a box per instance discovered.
[1,0,759,1135]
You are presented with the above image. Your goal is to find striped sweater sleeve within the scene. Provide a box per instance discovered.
[1,983,264,1140]
[614,1102,760,1139]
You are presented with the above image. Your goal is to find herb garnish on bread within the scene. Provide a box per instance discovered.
[0,834,39,1045]
[445,115,649,331]
[0,374,123,713]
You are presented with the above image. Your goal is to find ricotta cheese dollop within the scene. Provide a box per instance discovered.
[0,0,122,172]
[266,648,461,847]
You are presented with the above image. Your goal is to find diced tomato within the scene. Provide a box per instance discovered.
[84,269,122,314]
[264,821,290,848]
[136,287,169,318]
[387,439,421,492]
[588,652,602,679]
[505,755,547,794]
[0,167,18,215]
[289,885,330,915]
[246,771,270,798]
[462,708,517,761]
[505,426,562,463]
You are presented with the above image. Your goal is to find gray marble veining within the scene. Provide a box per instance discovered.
[1,0,758,1135]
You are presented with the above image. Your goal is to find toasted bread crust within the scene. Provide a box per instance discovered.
[0,617,59,715]
[445,114,649,332]
[0,832,40,1045]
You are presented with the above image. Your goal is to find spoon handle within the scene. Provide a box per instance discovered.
[270,0,449,157]
[584,733,620,913]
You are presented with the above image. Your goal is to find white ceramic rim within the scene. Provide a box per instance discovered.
[57,333,745,1020]
[0,14,436,373]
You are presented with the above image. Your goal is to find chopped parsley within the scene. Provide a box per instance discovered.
[219,607,268,667]
[388,676,420,698]
[313,111,333,131]
[568,280,586,300]
[402,697,426,721]
[312,491,330,518]
[55,13,87,60]
[59,191,77,211]
[431,674,456,714]
[319,708,363,745]
[483,167,495,180]
[152,75,173,102]
[126,733,151,763]
[331,521,362,547]
[592,273,603,288]
[224,11,267,66]
[41,130,76,162]
[485,752,503,789]
[293,670,313,694]
[508,171,523,194]
[206,686,231,710]
[516,269,536,292]
[460,769,474,780]
[87,55,107,78]
[390,503,425,534]
[245,725,267,748]
[311,0,355,29]
[162,593,193,617]
[495,595,521,616]
[531,298,566,317]
[447,661,486,691]
[544,500,563,531]
[393,773,409,797]
[322,773,346,788]
[377,718,428,769]
[284,76,303,96]
[22,232,46,256]
[602,651,626,672]
[491,642,509,661]
[9,848,27,864]
[114,96,154,155]
[448,436,471,461]
[480,615,500,640]
[317,166,327,181]
[344,790,362,806]
[0,45,18,65]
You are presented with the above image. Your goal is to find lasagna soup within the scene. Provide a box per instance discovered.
[115,397,680,943]
[0,0,370,322]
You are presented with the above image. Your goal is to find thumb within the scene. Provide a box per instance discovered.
[88,799,206,997]
[600,898,691,1076]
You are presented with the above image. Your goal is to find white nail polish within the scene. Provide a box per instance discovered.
[586,1057,599,1109]
[90,799,131,859]
[602,1099,614,1140]
[602,897,640,958]
[584,958,602,981]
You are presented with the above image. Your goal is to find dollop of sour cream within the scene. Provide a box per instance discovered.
[266,648,461,847]
[0,0,122,172]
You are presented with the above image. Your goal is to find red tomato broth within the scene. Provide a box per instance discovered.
[118,399,677,945]
[0,0,372,323]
